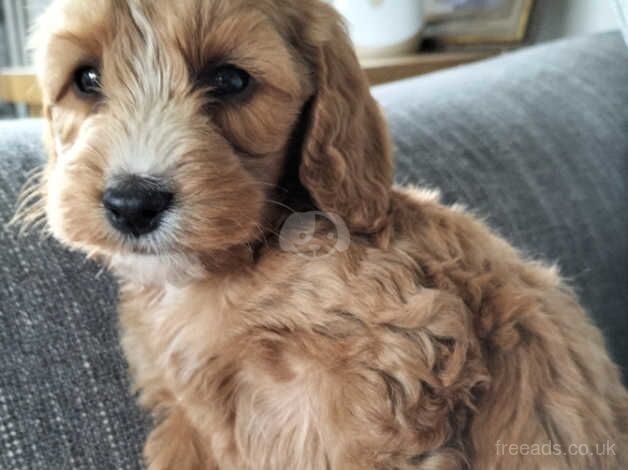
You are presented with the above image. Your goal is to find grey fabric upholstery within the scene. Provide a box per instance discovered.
[0,121,148,467]
[0,32,626,469]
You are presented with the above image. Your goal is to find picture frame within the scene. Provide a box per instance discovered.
[423,0,536,46]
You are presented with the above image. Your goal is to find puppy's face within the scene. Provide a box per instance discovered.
[32,0,392,276]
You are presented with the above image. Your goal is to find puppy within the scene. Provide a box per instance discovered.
[20,0,628,468]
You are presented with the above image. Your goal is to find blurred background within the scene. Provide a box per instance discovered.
[0,0,624,118]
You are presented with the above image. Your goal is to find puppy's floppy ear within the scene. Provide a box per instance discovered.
[298,4,393,235]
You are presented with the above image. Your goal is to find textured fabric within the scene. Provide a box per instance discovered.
[0,120,148,469]
[0,32,627,469]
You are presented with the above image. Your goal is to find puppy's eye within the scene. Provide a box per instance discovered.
[73,66,101,96]
[207,65,250,97]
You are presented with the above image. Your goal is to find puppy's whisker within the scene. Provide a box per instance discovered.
[11,203,47,236]
[10,166,47,234]
[13,198,45,221]
[254,222,283,241]
[21,166,46,185]
[19,210,46,227]
[265,199,297,214]
[23,221,49,241]
[253,223,270,245]
[15,188,44,208]
[15,218,44,238]
[16,167,45,190]
[15,189,42,208]
[85,247,101,261]
[18,172,44,192]
[257,181,290,193]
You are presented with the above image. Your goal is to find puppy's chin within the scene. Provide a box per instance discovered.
[47,223,210,286]
[109,252,207,287]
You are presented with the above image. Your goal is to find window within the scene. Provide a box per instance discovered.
[0,0,49,117]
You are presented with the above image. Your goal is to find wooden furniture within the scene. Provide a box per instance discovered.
[0,67,42,116]
[0,51,494,114]
[362,51,494,85]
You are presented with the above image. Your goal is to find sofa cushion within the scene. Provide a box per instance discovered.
[0,119,148,469]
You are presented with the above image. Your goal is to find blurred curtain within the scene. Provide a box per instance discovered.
[0,0,49,67]
[614,0,628,44]
[0,0,48,118]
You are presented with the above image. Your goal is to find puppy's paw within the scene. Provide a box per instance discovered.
[144,408,213,470]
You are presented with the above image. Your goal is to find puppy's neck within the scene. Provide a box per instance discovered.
[108,243,258,289]
[109,252,207,288]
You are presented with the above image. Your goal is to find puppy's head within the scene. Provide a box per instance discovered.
[29,0,392,275]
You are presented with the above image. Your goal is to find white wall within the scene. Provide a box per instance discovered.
[531,0,619,43]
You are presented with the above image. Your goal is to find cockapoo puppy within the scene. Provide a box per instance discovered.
[19,0,627,468]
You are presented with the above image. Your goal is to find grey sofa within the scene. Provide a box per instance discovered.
[1,32,626,469]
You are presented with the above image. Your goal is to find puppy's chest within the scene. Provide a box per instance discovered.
[118,269,351,389]
[117,247,447,416]
[120,283,237,387]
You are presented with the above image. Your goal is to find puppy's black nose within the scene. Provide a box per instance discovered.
[103,176,173,237]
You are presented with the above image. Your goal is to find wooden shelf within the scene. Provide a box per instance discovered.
[0,67,41,106]
[362,51,494,85]
[0,51,494,110]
